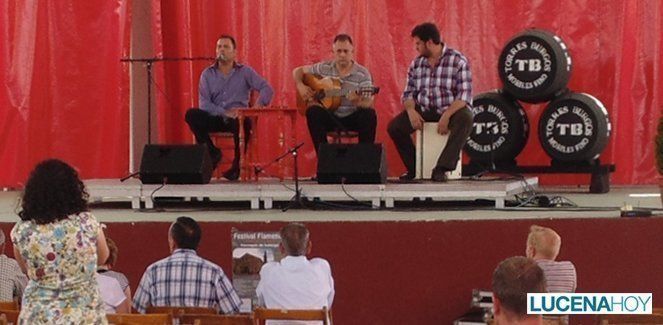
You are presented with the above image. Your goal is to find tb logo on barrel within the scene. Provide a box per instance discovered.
[504,42,552,74]
[538,92,611,162]
[545,106,594,138]
[464,92,529,164]
[498,29,572,103]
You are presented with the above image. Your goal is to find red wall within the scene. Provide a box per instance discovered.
[3,217,661,324]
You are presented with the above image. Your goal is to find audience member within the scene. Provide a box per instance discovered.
[256,222,334,322]
[98,237,132,308]
[526,225,577,292]
[0,229,27,302]
[97,273,130,313]
[133,216,241,314]
[11,159,110,323]
[492,256,546,325]
[526,225,577,324]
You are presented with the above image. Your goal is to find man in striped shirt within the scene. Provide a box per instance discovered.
[526,225,577,324]
[293,34,377,156]
[388,22,474,182]
[133,217,241,314]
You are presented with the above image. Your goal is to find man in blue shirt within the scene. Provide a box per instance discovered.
[185,35,273,180]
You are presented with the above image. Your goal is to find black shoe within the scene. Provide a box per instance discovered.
[431,167,448,182]
[398,171,416,181]
[223,167,240,181]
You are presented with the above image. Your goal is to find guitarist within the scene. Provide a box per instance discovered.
[292,34,377,156]
[387,23,474,182]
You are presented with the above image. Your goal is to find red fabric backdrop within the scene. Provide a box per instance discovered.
[0,0,130,187]
[1,0,661,187]
[148,0,662,185]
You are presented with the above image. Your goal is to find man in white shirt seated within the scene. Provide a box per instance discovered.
[256,223,334,320]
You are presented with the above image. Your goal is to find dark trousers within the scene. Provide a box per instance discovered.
[306,105,377,154]
[387,106,473,174]
[184,108,252,168]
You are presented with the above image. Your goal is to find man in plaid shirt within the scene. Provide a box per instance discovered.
[388,22,474,182]
[133,217,241,314]
[0,229,27,302]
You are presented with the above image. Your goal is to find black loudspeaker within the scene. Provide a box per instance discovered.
[139,144,213,184]
[317,143,387,184]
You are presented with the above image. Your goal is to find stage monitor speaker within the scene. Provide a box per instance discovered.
[317,143,387,184]
[139,144,212,184]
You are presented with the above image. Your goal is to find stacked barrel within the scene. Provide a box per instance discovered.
[464,29,611,165]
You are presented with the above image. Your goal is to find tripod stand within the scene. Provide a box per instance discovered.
[253,142,307,211]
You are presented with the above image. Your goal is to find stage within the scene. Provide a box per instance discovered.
[83,177,539,210]
[0,179,650,224]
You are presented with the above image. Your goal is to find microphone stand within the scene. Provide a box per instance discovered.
[119,56,214,181]
[119,56,215,145]
[261,142,307,212]
[253,142,303,177]
[120,171,140,182]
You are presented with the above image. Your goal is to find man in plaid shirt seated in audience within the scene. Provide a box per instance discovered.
[133,217,241,314]
[0,229,27,302]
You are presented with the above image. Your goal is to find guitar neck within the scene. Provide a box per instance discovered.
[324,88,376,98]
[324,89,350,97]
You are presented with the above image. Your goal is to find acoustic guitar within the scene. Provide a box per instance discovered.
[296,73,380,115]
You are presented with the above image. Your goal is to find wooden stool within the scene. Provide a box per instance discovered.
[415,122,462,180]
[209,132,236,179]
[327,130,359,144]
[236,106,298,181]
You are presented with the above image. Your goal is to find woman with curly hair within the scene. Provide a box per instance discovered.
[10,159,110,324]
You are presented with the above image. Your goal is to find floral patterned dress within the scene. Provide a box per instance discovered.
[11,212,107,324]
